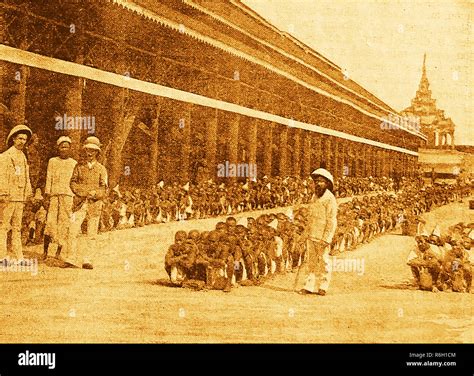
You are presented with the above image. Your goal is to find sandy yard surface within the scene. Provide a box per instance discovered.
[1,197,472,343]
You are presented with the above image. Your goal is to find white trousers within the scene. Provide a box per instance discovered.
[64,201,102,266]
[303,239,332,293]
[0,201,25,260]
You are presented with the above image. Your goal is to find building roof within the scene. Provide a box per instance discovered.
[204,0,397,113]
[109,0,425,140]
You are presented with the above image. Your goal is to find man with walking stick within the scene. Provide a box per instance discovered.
[0,125,34,265]
[66,136,108,269]
[297,168,337,296]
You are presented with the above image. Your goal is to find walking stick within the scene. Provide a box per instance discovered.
[292,241,307,291]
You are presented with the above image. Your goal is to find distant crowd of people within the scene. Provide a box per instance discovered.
[20,175,404,243]
[23,174,470,245]
[97,175,399,232]
[333,176,395,197]
[333,181,471,255]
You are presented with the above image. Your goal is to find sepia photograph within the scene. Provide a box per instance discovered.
[0,0,473,370]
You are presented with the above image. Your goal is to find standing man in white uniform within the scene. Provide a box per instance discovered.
[0,125,33,264]
[67,136,108,269]
[299,168,338,296]
[43,136,77,260]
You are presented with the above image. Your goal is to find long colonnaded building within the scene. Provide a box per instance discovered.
[0,0,427,188]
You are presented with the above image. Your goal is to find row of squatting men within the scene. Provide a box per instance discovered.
[407,224,473,293]
[165,168,337,295]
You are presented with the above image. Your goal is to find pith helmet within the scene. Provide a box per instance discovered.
[310,168,334,186]
[83,136,101,151]
[6,124,32,146]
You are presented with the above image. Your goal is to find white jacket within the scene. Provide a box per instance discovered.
[44,157,77,196]
[0,146,32,202]
[307,189,338,244]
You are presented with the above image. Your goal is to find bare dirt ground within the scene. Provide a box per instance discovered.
[1,197,473,343]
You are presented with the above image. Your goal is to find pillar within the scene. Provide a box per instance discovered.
[64,70,84,159]
[370,146,376,177]
[5,16,28,126]
[406,155,410,176]
[377,149,381,177]
[302,131,311,176]
[227,76,241,178]
[63,24,86,158]
[205,108,218,179]
[228,114,239,166]
[333,138,340,178]
[0,62,6,145]
[175,102,192,182]
[447,133,454,149]
[0,10,6,144]
[356,143,364,177]
[314,133,323,169]
[262,122,273,177]
[293,128,301,176]
[379,149,384,177]
[361,144,366,177]
[347,141,354,177]
[105,25,133,188]
[10,67,29,125]
[345,142,352,177]
[391,151,396,178]
[248,118,258,170]
[341,141,348,177]
[149,98,162,185]
[364,146,370,177]
[279,126,288,176]
[326,137,333,172]
[373,148,378,177]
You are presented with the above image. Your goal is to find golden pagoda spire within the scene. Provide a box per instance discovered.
[419,52,430,93]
